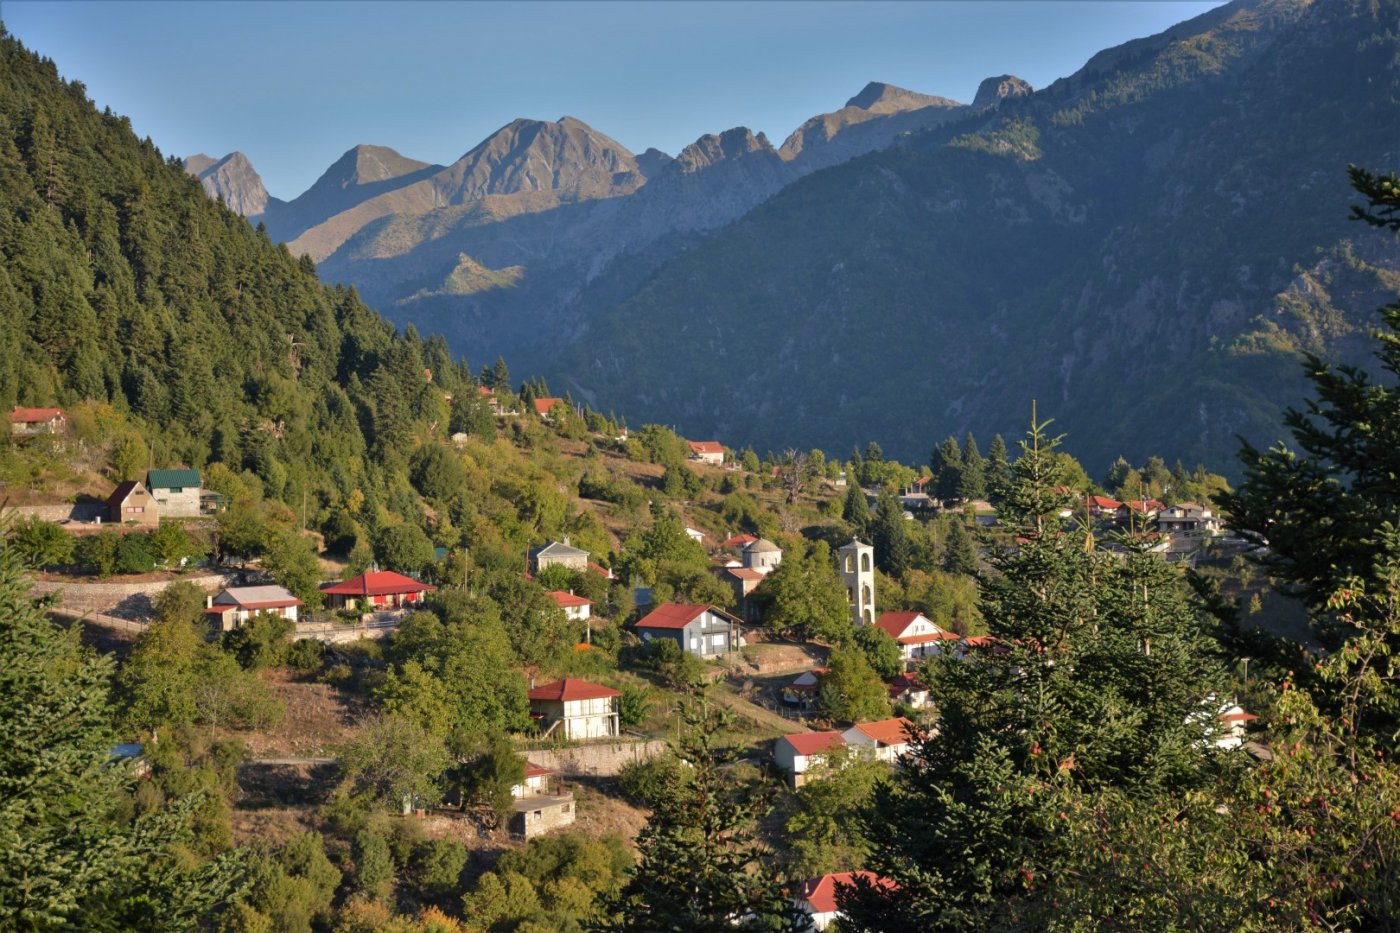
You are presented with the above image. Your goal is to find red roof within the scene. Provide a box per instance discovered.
[527,677,620,702]
[723,533,758,550]
[320,570,435,597]
[725,567,766,582]
[549,591,592,608]
[849,717,916,747]
[873,611,948,642]
[523,761,553,778]
[1087,495,1122,510]
[796,871,896,914]
[533,397,563,415]
[636,603,711,630]
[781,731,845,757]
[1120,499,1165,513]
[688,440,724,455]
[9,406,64,423]
[887,673,927,698]
[477,385,495,397]
[912,476,931,487]
[589,562,614,580]
[106,480,147,507]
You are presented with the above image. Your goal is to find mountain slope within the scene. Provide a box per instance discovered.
[551,0,1400,472]
[778,80,969,172]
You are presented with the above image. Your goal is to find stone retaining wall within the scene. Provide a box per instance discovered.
[525,739,667,778]
[29,571,240,618]
[10,503,106,523]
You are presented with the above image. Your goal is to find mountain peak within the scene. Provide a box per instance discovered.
[321,144,432,189]
[845,81,960,114]
[674,127,777,173]
[971,75,1034,110]
[441,115,641,202]
[184,151,270,217]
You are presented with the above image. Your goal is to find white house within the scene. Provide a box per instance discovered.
[548,590,592,622]
[873,611,955,663]
[841,717,916,763]
[635,603,742,657]
[774,731,845,788]
[793,871,896,931]
[886,673,930,709]
[685,526,707,544]
[1215,703,1259,750]
[204,585,302,631]
[1158,502,1224,536]
[527,678,620,740]
[782,668,827,708]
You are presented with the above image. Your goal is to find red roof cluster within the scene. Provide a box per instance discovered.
[527,677,620,702]
[320,570,435,597]
[9,406,65,423]
[1087,495,1122,510]
[850,717,917,747]
[533,397,563,415]
[781,731,846,757]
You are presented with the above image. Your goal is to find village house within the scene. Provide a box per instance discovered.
[107,480,159,528]
[320,569,434,611]
[1157,502,1223,536]
[686,440,725,465]
[887,672,930,709]
[204,584,302,632]
[533,397,564,420]
[146,468,203,518]
[782,668,827,708]
[685,526,706,544]
[841,717,916,763]
[774,731,845,788]
[720,566,766,620]
[529,539,590,574]
[873,611,955,664]
[1215,703,1259,751]
[1115,498,1164,526]
[1085,495,1122,519]
[8,406,67,436]
[742,537,783,574]
[527,678,620,740]
[793,872,897,931]
[510,760,575,839]
[722,533,758,553]
[548,590,592,622]
[635,603,742,657]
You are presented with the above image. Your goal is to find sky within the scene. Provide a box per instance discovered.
[4,0,1227,200]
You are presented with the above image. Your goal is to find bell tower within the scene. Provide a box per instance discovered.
[837,537,876,627]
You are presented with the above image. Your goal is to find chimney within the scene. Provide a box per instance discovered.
[563,535,571,547]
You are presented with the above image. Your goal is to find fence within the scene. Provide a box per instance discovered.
[49,608,149,635]
[292,616,399,644]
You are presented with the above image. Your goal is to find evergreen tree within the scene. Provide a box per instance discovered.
[601,702,800,931]
[957,433,987,502]
[870,490,912,578]
[985,433,1012,503]
[942,517,980,577]
[842,477,871,531]
[931,436,963,503]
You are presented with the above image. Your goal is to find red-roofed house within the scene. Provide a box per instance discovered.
[509,760,576,838]
[9,406,67,436]
[636,603,741,657]
[204,584,302,631]
[793,871,897,930]
[1115,499,1165,525]
[873,611,955,663]
[687,440,725,465]
[548,590,592,622]
[774,731,845,787]
[1216,703,1259,750]
[533,397,563,419]
[782,668,828,708]
[1086,495,1122,518]
[887,673,930,709]
[320,570,435,611]
[527,678,620,739]
[842,718,916,763]
[723,533,759,552]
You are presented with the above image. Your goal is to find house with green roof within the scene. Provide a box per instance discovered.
[146,468,202,518]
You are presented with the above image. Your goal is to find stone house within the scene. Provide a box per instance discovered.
[107,480,159,527]
[146,468,203,518]
[635,603,742,657]
[529,539,590,575]
[510,760,576,839]
[527,678,620,740]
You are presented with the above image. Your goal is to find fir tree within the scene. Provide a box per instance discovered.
[985,433,1012,503]
[957,433,987,502]
[931,436,963,503]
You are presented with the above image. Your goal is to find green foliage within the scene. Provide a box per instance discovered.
[840,481,870,532]
[751,539,850,642]
[0,528,248,927]
[74,527,120,576]
[5,516,72,567]
[350,829,395,902]
[784,752,888,878]
[262,528,324,609]
[222,614,295,670]
[450,733,525,821]
[375,522,436,576]
[617,685,650,728]
[851,624,903,680]
[409,836,468,902]
[942,517,980,576]
[599,702,802,930]
[869,491,912,578]
[816,646,890,723]
[337,714,450,811]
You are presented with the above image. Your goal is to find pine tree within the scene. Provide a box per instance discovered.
[957,433,987,502]
[842,477,871,531]
[931,436,963,503]
[601,702,800,931]
[943,517,979,576]
[985,433,1012,503]
[870,490,911,578]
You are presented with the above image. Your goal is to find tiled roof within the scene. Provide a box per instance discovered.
[873,612,930,639]
[723,534,758,549]
[533,397,563,415]
[523,761,552,778]
[849,717,915,747]
[796,871,896,914]
[106,480,146,507]
[209,585,301,609]
[320,570,435,597]
[725,568,766,582]
[527,678,620,702]
[1088,495,1122,510]
[549,591,592,608]
[636,603,710,630]
[687,440,724,455]
[9,406,64,423]
[531,540,590,559]
[780,731,845,757]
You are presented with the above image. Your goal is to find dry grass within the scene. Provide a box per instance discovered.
[232,669,369,760]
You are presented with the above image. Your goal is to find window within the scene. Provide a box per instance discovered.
[563,803,572,813]
[710,633,726,647]
[861,553,871,572]
[690,636,700,649]
[844,554,854,573]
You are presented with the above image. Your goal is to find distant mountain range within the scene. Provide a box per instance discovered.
[188,0,1400,471]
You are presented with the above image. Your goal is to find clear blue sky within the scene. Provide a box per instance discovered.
[4,1,1225,200]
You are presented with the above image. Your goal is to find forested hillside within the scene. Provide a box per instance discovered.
[554,0,1400,472]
